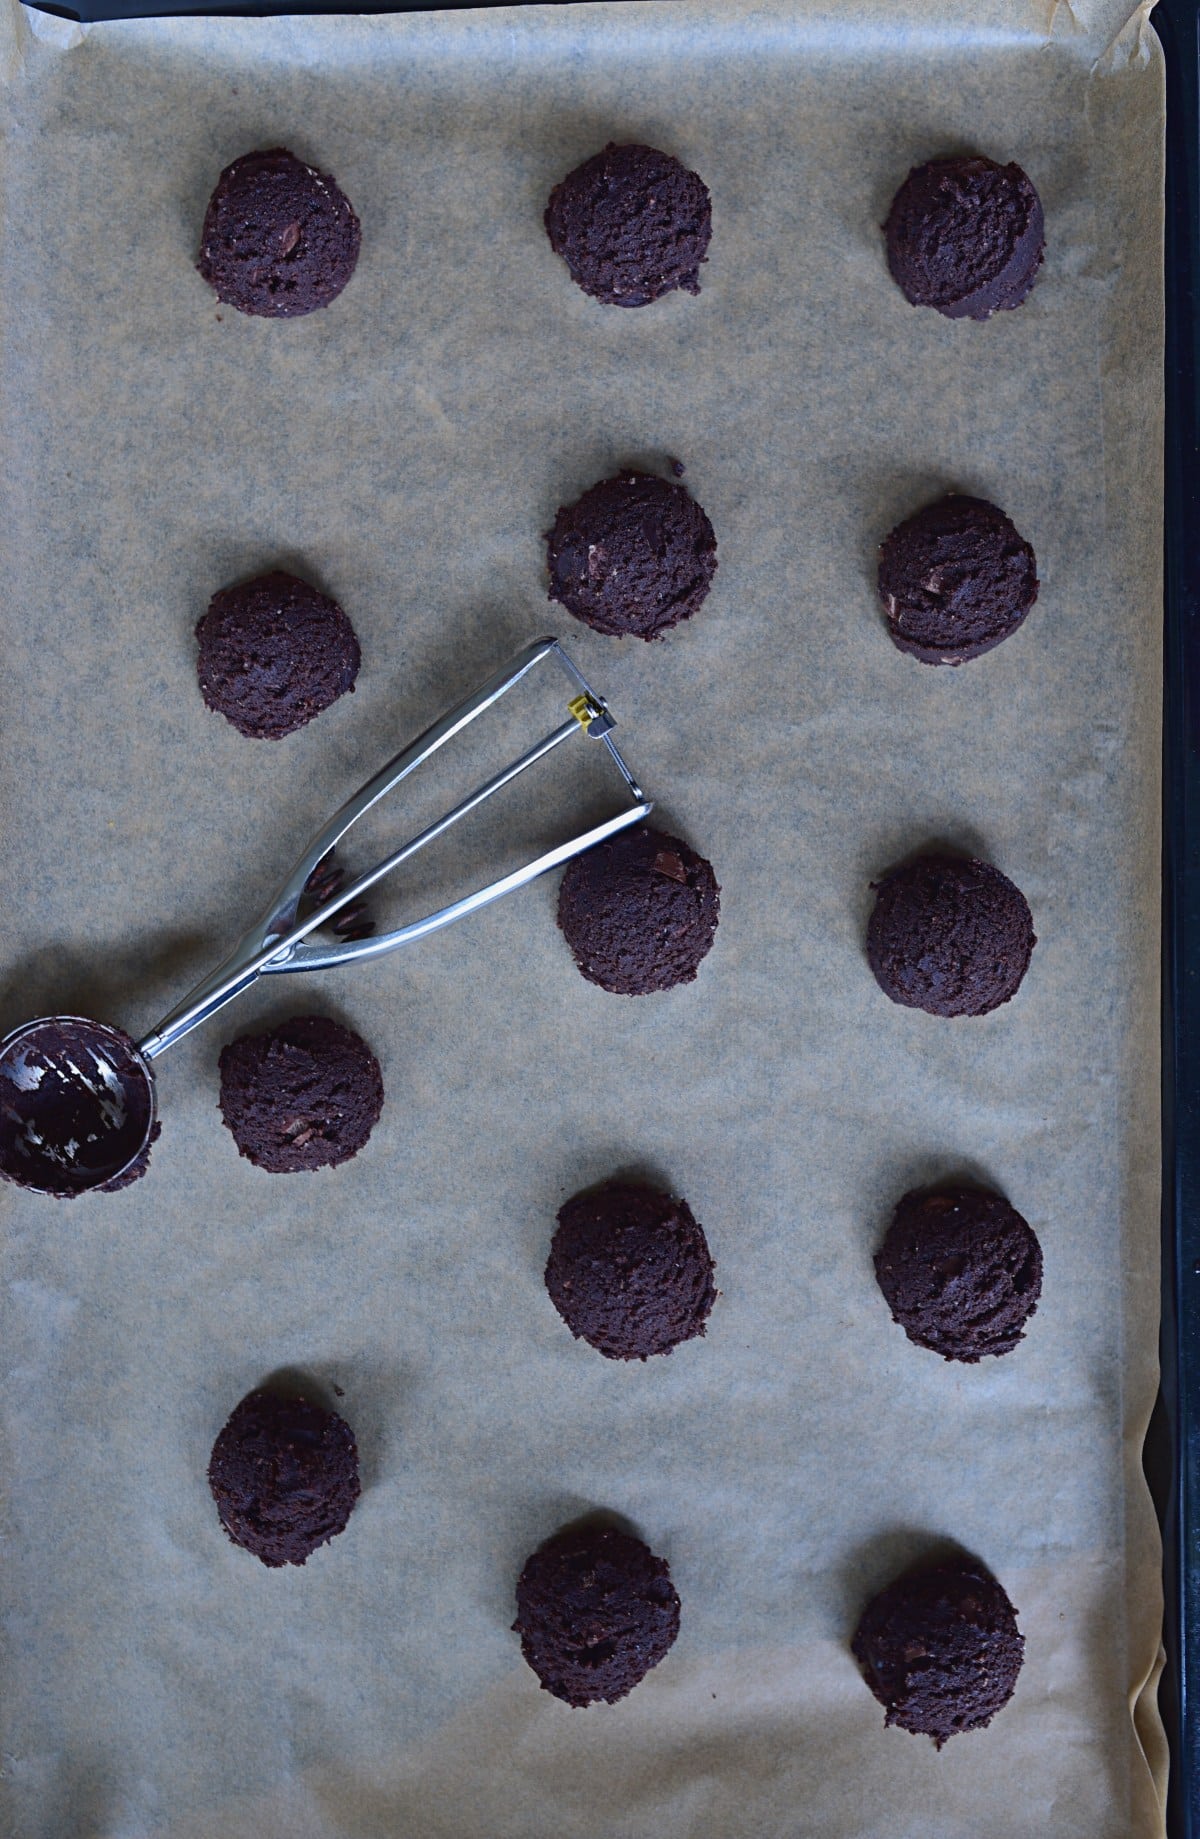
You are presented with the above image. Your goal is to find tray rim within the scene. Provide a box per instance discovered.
[1154,1,1198,1835]
[9,0,1187,1828]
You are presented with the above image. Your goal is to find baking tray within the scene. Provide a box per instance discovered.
[0,3,1168,1839]
[1156,1,1200,1835]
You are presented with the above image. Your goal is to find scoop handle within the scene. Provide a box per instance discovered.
[137,638,648,1060]
[139,963,262,1062]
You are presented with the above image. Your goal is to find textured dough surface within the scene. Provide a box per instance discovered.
[877,495,1038,664]
[197,147,361,318]
[557,827,720,994]
[866,855,1036,1017]
[884,156,1044,320]
[217,1015,384,1172]
[196,569,360,740]
[546,470,717,640]
[513,1523,681,1706]
[546,1182,717,1360]
[874,1186,1043,1361]
[207,1388,361,1568]
[544,142,711,306]
[852,1560,1024,1745]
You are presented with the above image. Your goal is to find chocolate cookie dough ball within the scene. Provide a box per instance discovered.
[196,570,360,741]
[877,495,1038,665]
[852,1558,1024,1745]
[513,1522,681,1706]
[875,1187,1043,1361]
[208,1387,361,1568]
[547,1183,716,1360]
[545,142,711,307]
[884,155,1044,320]
[218,1015,384,1173]
[547,470,717,640]
[197,147,361,318]
[557,826,720,995]
[866,855,1035,1018]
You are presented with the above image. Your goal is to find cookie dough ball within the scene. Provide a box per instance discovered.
[197,147,361,318]
[557,826,720,995]
[544,142,711,307]
[547,470,718,640]
[208,1387,360,1568]
[866,855,1035,1018]
[218,1015,384,1173]
[547,1183,716,1360]
[877,495,1038,665]
[196,570,360,740]
[875,1186,1043,1361]
[884,155,1044,320]
[513,1523,681,1706]
[852,1558,1024,1744]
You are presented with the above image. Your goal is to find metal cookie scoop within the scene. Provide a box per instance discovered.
[0,638,650,1198]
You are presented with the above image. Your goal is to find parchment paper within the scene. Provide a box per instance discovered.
[0,1,1166,1833]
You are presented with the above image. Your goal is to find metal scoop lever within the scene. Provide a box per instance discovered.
[139,637,649,1058]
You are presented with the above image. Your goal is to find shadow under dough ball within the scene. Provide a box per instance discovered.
[218,1014,384,1173]
[208,1387,361,1568]
[547,1182,717,1360]
[852,1558,1024,1745]
[884,154,1044,320]
[197,147,361,318]
[547,470,717,640]
[513,1522,681,1706]
[877,495,1038,665]
[557,825,720,995]
[875,1187,1043,1361]
[544,141,712,306]
[866,854,1035,1018]
[196,570,361,740]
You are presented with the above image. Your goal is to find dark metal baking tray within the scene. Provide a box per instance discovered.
[15,0,1192,1830]
[1156,1,1199,1833]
